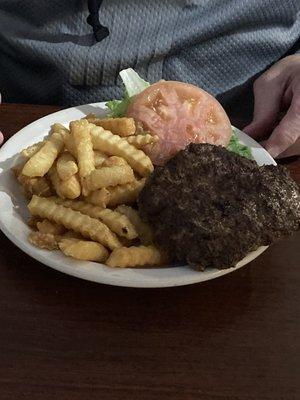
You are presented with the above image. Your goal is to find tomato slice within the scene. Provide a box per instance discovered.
[127,81,232,165]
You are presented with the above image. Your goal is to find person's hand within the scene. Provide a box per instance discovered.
[244,55,300,158]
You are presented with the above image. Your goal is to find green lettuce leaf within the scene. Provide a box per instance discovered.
[227,130,253,159]
[106,68,150,117]
[106,96,131,118]
[119,68,150,97]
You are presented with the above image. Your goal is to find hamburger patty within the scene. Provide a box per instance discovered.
[138,144,300,269]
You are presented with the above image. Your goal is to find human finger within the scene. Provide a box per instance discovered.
[264,95,300,158]
[244,74,283,139]
[275,137,300,159]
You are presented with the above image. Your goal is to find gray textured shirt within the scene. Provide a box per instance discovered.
[0,0,299,121]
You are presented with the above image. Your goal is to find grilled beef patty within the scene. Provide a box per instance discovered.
[138,144,300,269]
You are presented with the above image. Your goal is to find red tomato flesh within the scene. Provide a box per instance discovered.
[127,81,232,165]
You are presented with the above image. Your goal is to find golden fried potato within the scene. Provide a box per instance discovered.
[126,134,159,149]
[37,219,66,235]
[63,133,77,158]
[59,174,81,199]
[17,115,167,268]
[84,164,135,191]
[28,231,59,250]
[21,141,44,158]
[47,166,64,198]
[59,238,109,262]
[48,166,81,199]
[85,188,110,207]
[28,195,121,250]
[50,124,71,152]
[51,123,69,134]
[56,152,78,181]
[86,117,136,137]
[50,197,138,239]
[90,126,153,177]
[116,205,153,245]
[94,150,108,167]
[49,197,98,212]
[70,119,95,194]
[102,156,128,167]
[106,245,166,268]
[22,130,65,177]
[94,208,138,240]
[17,173,53,198]
[107,178,146,206]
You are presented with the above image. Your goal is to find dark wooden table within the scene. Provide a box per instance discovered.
[0,103,299,400]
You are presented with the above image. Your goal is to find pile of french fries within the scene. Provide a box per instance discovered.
[12,115,167,268]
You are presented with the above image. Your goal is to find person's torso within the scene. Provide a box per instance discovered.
[0,0,299,112]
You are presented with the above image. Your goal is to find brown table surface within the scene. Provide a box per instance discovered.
[0,103,299,400]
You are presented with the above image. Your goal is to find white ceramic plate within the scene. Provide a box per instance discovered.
[0,103,276,288]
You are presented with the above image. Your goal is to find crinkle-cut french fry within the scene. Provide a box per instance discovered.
[107,178,146,206]
[60,174,81,199]
[47,166,65,198]
[85,164,135,191]
[59,238,109,262]
[49,196,100,213]
[48,166,81,199]
[50,124,77,158]
[87,117,136,137]
[17,173,53,198]
[126,134,159,149]
[28,195,121,250]
[102,156,128,168]
[51,123,69,134]
[50,124,71,151]
[50,197,138,240]
[85,188,110,207]
[70,119,95,175]
[90,126,153,177]
[95,208,138,239]
[116,205,154,245]
[28,231,59,250]
[21,141,44,158]
[106,245,166,268]
[56,152,78,181]
[37,219,66,235]
[63,133,77,157]
[22,130,65,177]
[94,150,108,167]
